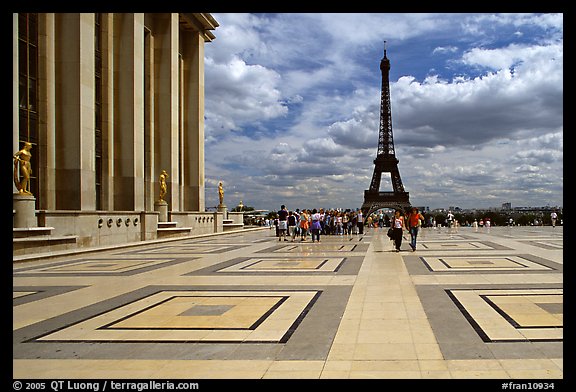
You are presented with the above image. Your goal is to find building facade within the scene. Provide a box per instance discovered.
[13,13,235,255]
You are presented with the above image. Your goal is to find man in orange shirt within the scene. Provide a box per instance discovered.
[407,207,425,251]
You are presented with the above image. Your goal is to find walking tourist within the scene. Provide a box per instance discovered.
[357,209,364,234]
[391,209,405,252]
[350,211,358,235]
[299,209,310,241]
[310,208,322,243]
[407,207,425,251]
[288,211,298,242]
[446,210,454,232]
[277,205,289,241]
[551,211,558,228]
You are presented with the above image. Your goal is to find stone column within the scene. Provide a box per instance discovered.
[37,13,57,210]
[13,14,19,194]
[181,31,205,212]
[54,13,96,210]
[113,13,145,211]
[153,13,180,211]
[100,13,115,211]
[143,29,155,211]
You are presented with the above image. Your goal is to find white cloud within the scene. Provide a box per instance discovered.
[460,42,563,72]
[433,45,459,55]
[203,13,563,211]
[204,55,288,142]
[392,42,563,149]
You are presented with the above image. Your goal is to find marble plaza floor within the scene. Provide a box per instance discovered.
[13,225,563,380]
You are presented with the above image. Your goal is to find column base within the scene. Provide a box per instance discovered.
[13,193,37,228]
[217,204,228,219]
[154,200,169,222]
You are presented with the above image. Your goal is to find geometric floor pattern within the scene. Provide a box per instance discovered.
[406,227,563,364]
[419,255,554,272]
[446,288,562,342]
[13,225,563,379]
[33,289,321,343]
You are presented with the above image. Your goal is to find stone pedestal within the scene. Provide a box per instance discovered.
[13,193,37,228]
[217,204,227,219]
[154,200,169,222]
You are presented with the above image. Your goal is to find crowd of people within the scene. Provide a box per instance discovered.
[263,205,561,253]
[269,205,366,242]
[267,205,429,252]
[266,204,564,253]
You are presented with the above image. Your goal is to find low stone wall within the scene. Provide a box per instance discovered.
[228,212,244,225]
[169,211,224,235]
[36,210,159,248]
[16,210,233,256]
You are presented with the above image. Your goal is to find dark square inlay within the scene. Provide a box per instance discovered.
[179,304,235,316]
[535,303,563,314]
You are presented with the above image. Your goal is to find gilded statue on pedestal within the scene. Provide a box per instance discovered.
[218,181,224,207]
[13,142,33,196]
[159,170,169,201]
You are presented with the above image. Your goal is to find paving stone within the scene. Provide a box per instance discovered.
[13,226,563,379]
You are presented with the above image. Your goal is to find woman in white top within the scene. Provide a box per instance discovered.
[391,210,406,252]
[310,209,322,243]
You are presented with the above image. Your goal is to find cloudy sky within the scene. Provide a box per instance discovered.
[202,13,563,212]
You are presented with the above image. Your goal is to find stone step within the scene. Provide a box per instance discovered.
[223,223,244,232]
[158,221,178,228]
[157,226,192,238]
[13,227,55,238]
[13,235,79,256]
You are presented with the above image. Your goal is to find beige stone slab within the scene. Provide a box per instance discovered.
[446,359,506,371]
[414,343,444,360]
[326,343,355,360]
[354,343,418,360]
[350,360,420,372]
[449,370,510,378]
[320,370,351,379]
[504,369,564,379]
[323,360,352,372]
[349,370,422,379]
[418,359,450,371]
[357,329,414,344]
[498,358,562,371]
[420,370,452,378]
[263,371,322,379]
[267,360,325,372]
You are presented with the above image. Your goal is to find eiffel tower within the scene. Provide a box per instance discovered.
[361,42,411,218]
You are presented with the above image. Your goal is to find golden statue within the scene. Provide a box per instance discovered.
[218,181,224,206]
[13,142,33,196]
[159,170,168,201]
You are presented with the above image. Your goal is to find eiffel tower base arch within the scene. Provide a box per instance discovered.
[361,191,411,219]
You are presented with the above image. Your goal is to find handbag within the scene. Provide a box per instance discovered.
[387,227,394,238]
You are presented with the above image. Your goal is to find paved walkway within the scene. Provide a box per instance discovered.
[13,225,563,380]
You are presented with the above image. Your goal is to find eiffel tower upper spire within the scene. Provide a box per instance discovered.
[377,40,395,157]
[361,42,411,217]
